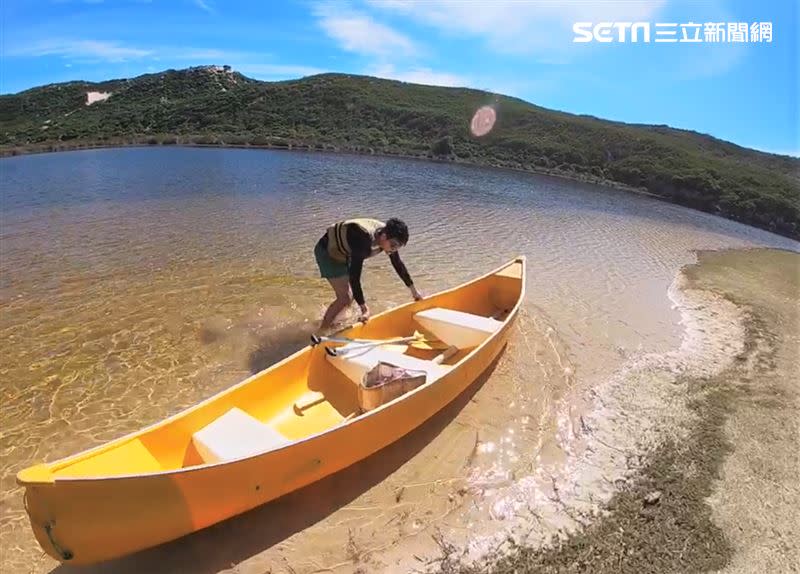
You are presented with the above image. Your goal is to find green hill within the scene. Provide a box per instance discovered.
[1,65,798,239]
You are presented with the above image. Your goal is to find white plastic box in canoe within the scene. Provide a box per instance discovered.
[413,308,503,349]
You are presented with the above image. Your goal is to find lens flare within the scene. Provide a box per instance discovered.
[470,106,496,137]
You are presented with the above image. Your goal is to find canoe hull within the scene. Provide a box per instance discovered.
[21,258,524,564]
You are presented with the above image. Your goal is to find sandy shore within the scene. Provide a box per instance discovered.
[427,247,798,573]
[694,249,799,574]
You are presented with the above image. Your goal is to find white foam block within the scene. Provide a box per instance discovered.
[192,407,289,463]
[414,308,502,349]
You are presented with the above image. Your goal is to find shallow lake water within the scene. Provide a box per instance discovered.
[1,147,796,572]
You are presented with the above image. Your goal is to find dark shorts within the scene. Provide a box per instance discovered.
[314,241,348,279]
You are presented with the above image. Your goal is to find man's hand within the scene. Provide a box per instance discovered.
[410,286,424,301]
[358,304,371,323]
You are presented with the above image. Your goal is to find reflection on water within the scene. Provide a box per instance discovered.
[1,148,796,573]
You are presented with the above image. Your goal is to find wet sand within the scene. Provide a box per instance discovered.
[427,247,799,573]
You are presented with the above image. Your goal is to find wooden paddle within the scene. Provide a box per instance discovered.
[314,331,448,356]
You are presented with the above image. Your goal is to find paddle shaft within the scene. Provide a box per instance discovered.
[311,334,417,346]
[314,308,509,355]
[325,335,422,356]
[311,334,372,346]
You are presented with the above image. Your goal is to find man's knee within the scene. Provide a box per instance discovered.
[336,293,353,306]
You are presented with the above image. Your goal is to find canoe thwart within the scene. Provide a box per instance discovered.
[315,332,444,355]
[432,345,459,365]
[293,391,326,415]
[341,410,360,423]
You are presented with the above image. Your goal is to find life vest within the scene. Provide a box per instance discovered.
[326,218,384,262]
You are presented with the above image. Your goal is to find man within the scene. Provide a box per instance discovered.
[314,217,423,330]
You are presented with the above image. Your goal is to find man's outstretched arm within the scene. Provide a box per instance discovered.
[390,251,423,300]
[389,251,413,287]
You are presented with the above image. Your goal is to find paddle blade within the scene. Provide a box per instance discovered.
[409,331,449,350]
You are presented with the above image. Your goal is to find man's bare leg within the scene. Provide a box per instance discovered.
[320,276,353,330]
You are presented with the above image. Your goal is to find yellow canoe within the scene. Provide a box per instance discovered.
[17,256,526,564]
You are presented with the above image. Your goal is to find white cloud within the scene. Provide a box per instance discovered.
[368,0,667,55]
[679,41,746,79]
[5,35,325,86]
[8,41,270,66]
[367,63,468,87]
[193,0,213,13]
[313,4,475,89]
[11,39,153,62]
[315,4,417,57]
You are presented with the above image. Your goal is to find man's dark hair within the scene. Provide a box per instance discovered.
[383,218,409,245]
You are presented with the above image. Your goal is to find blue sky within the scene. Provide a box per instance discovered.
[2,0,797,155]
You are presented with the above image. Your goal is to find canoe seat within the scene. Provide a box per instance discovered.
[192,407,290,464]
[414,308,502,349]
[326,345,451,386]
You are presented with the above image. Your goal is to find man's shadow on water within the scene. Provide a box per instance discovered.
[52,338,506,574]
[246,321,320,374]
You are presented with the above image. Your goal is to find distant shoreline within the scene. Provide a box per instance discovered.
[0,138,641,198]
[0,138,662,198]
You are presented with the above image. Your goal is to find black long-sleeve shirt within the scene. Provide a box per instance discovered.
[319,225,413,306]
